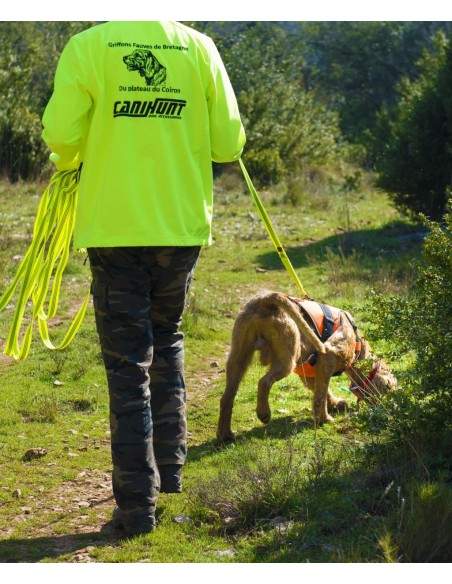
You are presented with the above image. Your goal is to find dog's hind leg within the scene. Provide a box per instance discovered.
[256,317,299,425]
[256,365,290,425]
[217,323,255,443]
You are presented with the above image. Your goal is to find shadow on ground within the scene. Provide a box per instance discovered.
[0,502,167,563]
[257,221,425,271]
[0,530,116,563]
[188,413,321,462]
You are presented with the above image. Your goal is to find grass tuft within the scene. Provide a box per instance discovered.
[188,435,355,535]
[19,393,60,424]
[398,481,452,562]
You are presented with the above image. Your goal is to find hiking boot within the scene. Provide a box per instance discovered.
[111,506,156,537]
[159,464,183,493]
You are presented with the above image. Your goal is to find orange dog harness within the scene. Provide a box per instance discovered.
[289,297,362,379]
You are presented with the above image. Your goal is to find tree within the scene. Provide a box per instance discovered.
[375,33,452,220]
[298,22,452,151]
[0,22,94,181]
[199,22,343,184]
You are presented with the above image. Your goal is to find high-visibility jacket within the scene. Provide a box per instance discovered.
[41,21,246,251]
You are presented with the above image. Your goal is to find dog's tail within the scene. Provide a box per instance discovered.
[225,313,257,394]
[261,292,326,355]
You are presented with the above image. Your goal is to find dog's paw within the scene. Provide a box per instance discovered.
[256,409,271,425]
[315,414,334,426]
[216,431,236,445]
[331,399,348,413]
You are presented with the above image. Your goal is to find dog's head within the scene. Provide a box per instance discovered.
[348,357,397,404]
[123,49,166,86]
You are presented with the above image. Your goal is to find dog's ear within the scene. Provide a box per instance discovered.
[357,337,371,360]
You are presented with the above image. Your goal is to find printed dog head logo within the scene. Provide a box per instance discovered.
[123,49,167,87]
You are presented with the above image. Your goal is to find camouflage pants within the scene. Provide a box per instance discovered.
[87,246,200,514]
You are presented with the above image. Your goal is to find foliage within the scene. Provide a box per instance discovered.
[398,481,452,561]
[379,481,452,562]
[198,22,344,185]
[365,205,452,461]
[0,22,94,181]
[188,435,358,534]
[0,171,444,562]
[299,21,452,149]
[2,21,452,187]
[0,21,345,185]
[374,33,452,220]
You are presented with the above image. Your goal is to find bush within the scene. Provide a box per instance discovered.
[188,435,357,534]
[188,437,307,532]
[375,33,452,220]
[299,22,452,149]
[1,21,346,186]
[205,22,345,186]
[238,83,343,186]
[365,204,452,462]
[0,106,49,182]
[0,22,93,181]
[400,482,452,561]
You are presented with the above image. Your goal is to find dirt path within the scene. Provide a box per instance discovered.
[0,468,115,561]
[0,354,227,562]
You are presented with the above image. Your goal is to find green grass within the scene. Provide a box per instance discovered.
[0,172,431,562]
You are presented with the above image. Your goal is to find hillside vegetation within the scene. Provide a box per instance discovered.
[1,167,450,562]
[0,20,451,563]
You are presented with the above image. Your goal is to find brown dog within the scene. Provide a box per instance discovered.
[217,291,397,442]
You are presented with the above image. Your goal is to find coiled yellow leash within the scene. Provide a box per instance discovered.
[0,159,306,361]
[0,169,90,360]
[238,158,308,298]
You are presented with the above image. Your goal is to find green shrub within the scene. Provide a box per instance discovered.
[0,106,49,181]
[400,482,452,561]
[205,23,344,186]
[0,22,93,181]
[375,33,452,220]
[239,87,342,186]
[189,437,306,532]
[188,436,355,534]
[365,205,452,462]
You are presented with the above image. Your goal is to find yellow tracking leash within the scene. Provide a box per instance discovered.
[0,169,90,360]
[238,158,309,298]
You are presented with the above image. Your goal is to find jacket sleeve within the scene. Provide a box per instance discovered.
[205,38,246,163]
[41,36,93,171]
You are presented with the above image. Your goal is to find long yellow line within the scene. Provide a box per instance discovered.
[238,158,308,298]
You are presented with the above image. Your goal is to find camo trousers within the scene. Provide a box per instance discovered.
[87,246,200,514]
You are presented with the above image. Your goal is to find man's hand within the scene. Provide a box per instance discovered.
[49,152,81,172]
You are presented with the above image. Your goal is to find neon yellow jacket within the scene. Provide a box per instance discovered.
[41,21,246,250]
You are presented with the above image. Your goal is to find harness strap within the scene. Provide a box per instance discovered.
[342,310,363,364]
[318,303,335,342]
[288,297,321,339]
